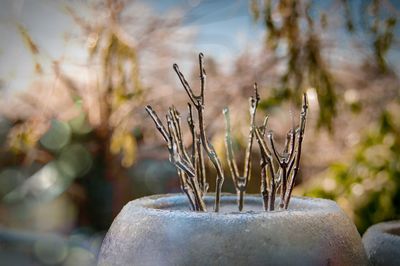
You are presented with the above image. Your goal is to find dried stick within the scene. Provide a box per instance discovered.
[188,103,208,196]
[223,108,239,183]
[173,53,225,212]
[244,83,260,184]
[283,93,308,209]
[223,84,259,211]
[167,114,206,211]
[267,131,287,208]
[146,106,195,209]
[145,105,169,143]
[147,54,308,212]
[168,106,191,163]
[254,126,276,211]
[145,105,206,211]
[259,116,270,210]
[196,135,208,194]
[223,108,242,208]
[187,104,196,162]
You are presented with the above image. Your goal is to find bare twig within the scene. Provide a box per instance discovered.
[284,93,308,209]
[167,113,206,211]
[174,53,225,212]
[259,116,270,210]
[244,83,260,183]
[187,104,196,161]
[223,108,239,183]
[173,64,197,106]
[146,106,194,209]
[168,106,190,163]
[267,131,288,208]
[223,108,242,209]
[147,54,308,213]
[223,84,259,211]
[187,103,208,196]
[254,126,276,211]
[145,105,169,143]
[196,135,208,194]
[145,105,206,211]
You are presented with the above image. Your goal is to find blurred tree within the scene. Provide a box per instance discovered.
[249,0,400,232]
[301,100,400,233]
[0,0,191,230]
[250,0,398,130]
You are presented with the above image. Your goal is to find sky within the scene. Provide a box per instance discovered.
[0,0,399,93]
[0,0,262,92]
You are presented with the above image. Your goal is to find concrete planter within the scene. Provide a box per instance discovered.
[98,194,368,266]
[362,221,400,266]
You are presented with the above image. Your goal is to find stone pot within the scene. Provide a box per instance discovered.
[98,194,368,266]
[362,220,400,266]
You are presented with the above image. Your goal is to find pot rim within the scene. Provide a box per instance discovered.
[364,220,400,240]
[121,193,341,218]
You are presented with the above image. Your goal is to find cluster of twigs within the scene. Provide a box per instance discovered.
[253,93,308,211]
[146,53,308,212]
[146,53,223,212]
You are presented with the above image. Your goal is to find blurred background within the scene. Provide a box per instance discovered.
[0,0,399,265]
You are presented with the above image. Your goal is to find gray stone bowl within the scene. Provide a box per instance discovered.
[362,220,400,266]
[98,194,368,266]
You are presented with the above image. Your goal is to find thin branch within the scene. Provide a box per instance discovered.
[187,103,196,162]
[243,83,260,182]
[148,55,308,213]
[286,128,296,164]
[146,105,206,211]
[267,131,289,209]
[173,64,197,106]
[222,84,259,211]
[168,114,207,211]
[259,115,270,210]
[173,53,225,212]
[188,105,207,197]
[197,135,208,194]
[260,115,269,136]
[145,105,169,143]
[146,107,195,210]
[254,126,276,211]
[223,108,239,183]
[267,131,282,165]
[199,53,205,105]
[283,131,291,155]
[169,106,191,163]
[286,110,296,164]
[284,93,308,209]
[177,169,196,211]
[223,108,244,211]
[260,160,269,210]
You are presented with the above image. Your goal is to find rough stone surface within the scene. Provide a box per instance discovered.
[98,194,368,266]
[362,220,400,266]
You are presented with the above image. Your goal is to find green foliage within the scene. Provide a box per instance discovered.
[8,4,142,170]
[251,0,336,130]
[258,87,291,109]
[372,17,397,73]
[303,102,400,233]
[250,0,398,130]
[93,29,142,168]
[0,2,145,226]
